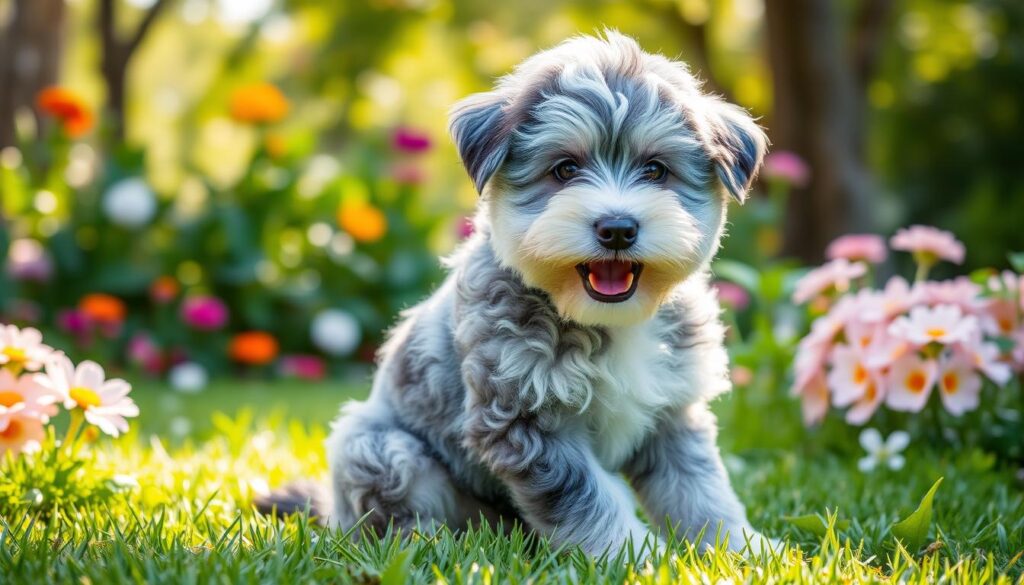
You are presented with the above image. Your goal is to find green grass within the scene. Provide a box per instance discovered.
[1,381,1022,583]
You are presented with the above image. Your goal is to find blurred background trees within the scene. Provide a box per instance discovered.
[0,0,1022,380]
[2,0,1021,263]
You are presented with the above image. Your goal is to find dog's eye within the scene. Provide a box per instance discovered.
[553,160,581,182]
[640,161,668,183]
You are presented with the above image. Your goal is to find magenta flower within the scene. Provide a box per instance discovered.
[181,296,229,331]
[392,127,432,153]
[762,151,810,188]
[127,333,164,375]
[714,281,751,311]
[56,309,91,337]
[826,234,887,264]
[890,225,965,265]
[457,216,475,240]
[279,354,326,380]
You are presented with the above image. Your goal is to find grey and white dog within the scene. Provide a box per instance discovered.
[259,31,770,556]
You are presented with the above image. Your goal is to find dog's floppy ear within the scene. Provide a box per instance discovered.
[700,100,768,203]
[448,91,512,194]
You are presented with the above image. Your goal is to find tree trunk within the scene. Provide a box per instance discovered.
[764,0,876,262]
[0,0,67,148]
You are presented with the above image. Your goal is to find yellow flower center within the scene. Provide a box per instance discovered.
[2,347,26,364]
[926,327,947,340]
[69,387,102,409]
[864,381,877,401]
[0,419,22,440]
[941,372,959,394]
[906,371,927,393]
[0,390,23,407]
[852,364,868,385]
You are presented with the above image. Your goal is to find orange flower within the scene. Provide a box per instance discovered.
[229,83,290,124]
[149,276,180,304]
[337,200,387,243]
[79,293,127,324]
[229,331,279,365]
[36,86,94,137]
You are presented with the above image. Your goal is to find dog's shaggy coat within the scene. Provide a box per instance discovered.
[258,31,771,555]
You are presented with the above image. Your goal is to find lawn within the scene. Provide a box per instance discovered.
[1,381,1022,584]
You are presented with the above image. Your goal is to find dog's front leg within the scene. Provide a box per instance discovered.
[464,398,655,556]
[624,404,771,553]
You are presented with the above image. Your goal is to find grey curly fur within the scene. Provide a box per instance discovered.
[258,30,772,556]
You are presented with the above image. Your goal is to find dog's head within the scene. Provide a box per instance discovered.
[450,31,766,326]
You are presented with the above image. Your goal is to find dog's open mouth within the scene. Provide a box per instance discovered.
[576,260,642,303]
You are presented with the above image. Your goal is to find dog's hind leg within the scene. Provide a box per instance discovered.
[325,401,485,535]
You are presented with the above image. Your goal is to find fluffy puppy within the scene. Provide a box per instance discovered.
[259,30,770,555]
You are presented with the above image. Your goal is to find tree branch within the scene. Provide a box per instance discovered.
[126,0,173,56]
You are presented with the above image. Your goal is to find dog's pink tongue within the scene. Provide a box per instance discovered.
[587,260,634,295]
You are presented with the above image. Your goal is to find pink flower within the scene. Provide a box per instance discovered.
[889,304,978,346]
[798,372,829,426]
[392,127,432,153]
[714,281,751,311]
[826,234,887,264]
[792,259,867,304]
[871,277,917,322]
[827,344,875,408]
[279,354,326,380]
[181,296,229,331]
[935,353,983,416]
[762,151,810,187]
[885,354,937,412]
[391,162,426,185]
[5,238,53,283]
[0,411,45,456]
[890,225,965,265]
[913,277,982,314]
[980,298,1019,337]
[955,337,1012,385]
[36,354,139,437]
[0,325,54,374]
[845,373,884,425]
[0,369,58,427]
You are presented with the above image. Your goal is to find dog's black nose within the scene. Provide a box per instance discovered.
[594,216,639,250]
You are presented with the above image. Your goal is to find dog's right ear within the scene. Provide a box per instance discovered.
[448,91,512,194]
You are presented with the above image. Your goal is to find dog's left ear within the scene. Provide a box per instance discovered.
[448,90,513,195]
[700,100,768,203]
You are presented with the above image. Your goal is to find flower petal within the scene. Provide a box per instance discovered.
[859,428,883,453]
[886,431,910,452]
[858,456,878,472]
[74,360,105,389]
[887,454,906,471]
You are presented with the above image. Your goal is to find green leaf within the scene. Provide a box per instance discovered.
[712,259,760,293]
[1008,252,1024,273]
[892,477,944,551]
[380,549,414,585]
[783,513,850,537]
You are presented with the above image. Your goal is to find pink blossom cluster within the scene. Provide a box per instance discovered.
[0,323,138,456]
[792,227,1022,426]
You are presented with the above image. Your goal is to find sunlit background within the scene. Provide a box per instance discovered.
[1,0,1022,391]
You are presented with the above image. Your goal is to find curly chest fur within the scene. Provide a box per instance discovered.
[582,320,694,468]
